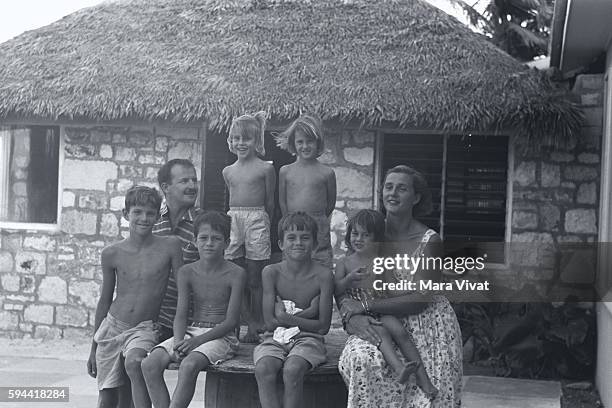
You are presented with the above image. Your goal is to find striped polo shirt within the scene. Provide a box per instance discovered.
[153,203,201,329]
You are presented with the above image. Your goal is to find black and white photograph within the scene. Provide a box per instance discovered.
[0,0,610,407]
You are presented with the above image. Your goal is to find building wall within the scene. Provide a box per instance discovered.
[0,124,203,339]
[596,47,612,408]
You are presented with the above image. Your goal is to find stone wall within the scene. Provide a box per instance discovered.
[323,126,376,258]
[0,124,203,339]
[494,74,603,297]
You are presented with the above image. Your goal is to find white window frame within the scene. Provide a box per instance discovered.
[374,130,513,268]
[0,124,64,232]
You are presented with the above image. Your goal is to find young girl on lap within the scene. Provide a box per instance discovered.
[334,209,437,398]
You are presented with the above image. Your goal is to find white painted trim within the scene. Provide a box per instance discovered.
[0,125,64,232]
[597,67,612,297]
[559,0,573,71]
[373,132,384,211]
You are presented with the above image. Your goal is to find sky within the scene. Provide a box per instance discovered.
[0,0,465,44]
[0,0,106,44]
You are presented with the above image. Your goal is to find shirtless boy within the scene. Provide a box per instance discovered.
[223,111,276,343]
[277,114,336,267]
[142,211,246,408]
[87,186,183,408]
[254,212,333,408]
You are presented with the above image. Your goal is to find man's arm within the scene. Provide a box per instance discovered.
[325,168,336,217]
[278,166,288,216]
[87,246,116,377]
[173,266,191,351]
[264,163,276,218]
[277,269,333,335]
[169,236,184,281]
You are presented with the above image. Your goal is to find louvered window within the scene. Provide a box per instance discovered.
[381,133,509,263]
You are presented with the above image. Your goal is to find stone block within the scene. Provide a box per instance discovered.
[578,153,599,164]
[112,133,127,143]
[574,74,604,91]
[168,141,201,165]
[335,168,373,199]
[20,323,33,334]
[1,274,20,292]
[62,191,76,207]
[580,126,601,150]
[12,181,27,196]
[550,152,574,162]
[34,325,62,340]
[129,131,153,146]
[23,304,54,324]
[0,311,19,330]
[557,236,583,243]
[521,268,555,281]
[157,126,199,140]
[565,209,597,234]
[581,92,603,106]
[76,245,104,265]
[56,305,88,327]
[540,163,560,187]
[38,276,67,303]
[335,200,345,208]
[330,209,348,232]
[564,166,598,181]
[20,275,35,293]
[61,210,97,235]
[559,248,596,284]
[346,200,373,210]
[110,196,125,211]
[100,213,119,237]
[138,153,160,164]
[511,232,554,244]
[63,327,91,340]
[343,147,373,166]
[3,303,24,311]
[561,182,576,189]
[79,264,97,279]
[69,280,100,308]
[583,107,603,127]
[15,251,46,275]
[115,146,137,162]
[577,182,597,204]
[512,211,537,229]
[91,129,113,143]
[6,294,34,302]
[155,137,169,152]
[79,193,108,210]
[0,251,14,272]
[116,178,134,193]
[514,162,536,186]
[64,128,89,143]
[145,167,160,180]
[539,204,560,230]
[64,159,117,191]
[318,150,336,165]
[99,144,113,159]
[23,236,57,252]
[353,131,375,145]
[65,144,96,158]
[118,165,142,178]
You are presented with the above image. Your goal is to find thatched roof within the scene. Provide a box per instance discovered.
[0,0,581,142]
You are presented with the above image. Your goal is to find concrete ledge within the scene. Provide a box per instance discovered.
[463,375,560,408]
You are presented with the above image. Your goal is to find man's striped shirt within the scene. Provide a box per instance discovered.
[153,204,201,329]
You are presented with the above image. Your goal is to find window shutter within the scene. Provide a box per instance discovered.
[381,133,444,230]
[444,135,508,262]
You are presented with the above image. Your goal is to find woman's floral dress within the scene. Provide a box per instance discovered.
[338,230,463,408]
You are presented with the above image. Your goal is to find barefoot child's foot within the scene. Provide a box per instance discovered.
[398,361,420,384]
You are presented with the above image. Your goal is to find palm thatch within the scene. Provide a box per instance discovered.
[0,0,582,143]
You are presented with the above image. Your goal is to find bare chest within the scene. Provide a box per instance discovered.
[275,274,320,309]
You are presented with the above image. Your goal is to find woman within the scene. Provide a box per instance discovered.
[337,165,462,407]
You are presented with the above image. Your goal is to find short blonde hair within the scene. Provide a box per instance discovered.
[227,111,267,156]
[275,114,325,157]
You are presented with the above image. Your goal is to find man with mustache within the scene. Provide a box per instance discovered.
[154,159,202,342]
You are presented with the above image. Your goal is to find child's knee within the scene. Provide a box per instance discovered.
[141,352,166,377]
[178,354,208,375]
[282,358,309,385]
[255,358,280,382]
[124,352,146,377]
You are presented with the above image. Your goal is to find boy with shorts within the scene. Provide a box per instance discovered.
[223,112,276,343]
[277,114,336,268]
[142,211,246,408]
[87,186,183,408]
[254,212,333,408]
